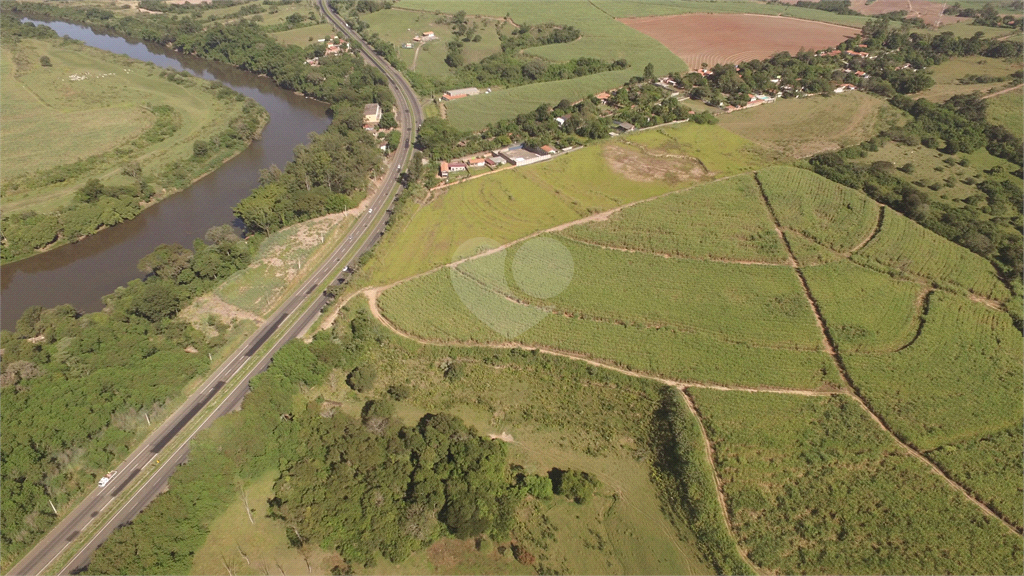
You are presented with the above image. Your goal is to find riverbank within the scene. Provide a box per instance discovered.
[0,22,269,264]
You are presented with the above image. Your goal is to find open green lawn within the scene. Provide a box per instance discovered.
[689,389,1023,574]
[0,35,262,215]
[986,86,1024,134]
[917,55,1024,102]
[935,20,1021,38]
[718,91,902,159]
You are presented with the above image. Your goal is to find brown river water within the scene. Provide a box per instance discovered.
[1,19,331,330]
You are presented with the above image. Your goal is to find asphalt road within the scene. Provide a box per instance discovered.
[6,6,423,575]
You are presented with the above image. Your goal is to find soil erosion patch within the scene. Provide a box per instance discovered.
[619,13,859,70]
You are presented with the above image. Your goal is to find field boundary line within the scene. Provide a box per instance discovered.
[558,235,790,266]
[753,172,1023,536]
[364,288,835,397]
[847,202,885,255]
[678,388,761,575]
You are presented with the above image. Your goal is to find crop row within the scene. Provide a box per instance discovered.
[379,270,841,390]
[689,390,1023,575]
[557,174,789,264]
[757,166,880,253]
[855,206,1012,301]
[802,259,923,354]
[457,236,823,349]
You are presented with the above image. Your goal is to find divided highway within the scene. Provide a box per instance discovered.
[6,5,423,574]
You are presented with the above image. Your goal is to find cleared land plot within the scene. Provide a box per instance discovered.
[756,166,881,253]
[556,174,789,263]
[689,389,1023,575]
[619,13,858,70]
[211,212,355,318]
[598,0,869,26]
[365,123,771,286]
[986,86,1024,134]
[803,259,924,353]
[378,266,841,390]
[850,0,971,25]
[270,23,337,47]
[718,91,897,159]
[458,237,823,349]
[854,206,1012,301]
[917,55,1024,103]
[0,36,258,215]
[843,291,1023,452]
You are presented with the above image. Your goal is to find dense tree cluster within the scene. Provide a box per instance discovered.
[233,112,382,236]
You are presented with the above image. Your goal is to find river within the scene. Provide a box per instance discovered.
[0,19,331,331]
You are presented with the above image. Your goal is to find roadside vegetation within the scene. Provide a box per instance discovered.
[86,301,728,575]
[0,16,267,263]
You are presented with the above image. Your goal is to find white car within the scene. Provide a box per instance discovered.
[98,470,117,487]
[368,208,373,214]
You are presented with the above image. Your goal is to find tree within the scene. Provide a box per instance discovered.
[643,62,654,80]
[39,55,51,67]
[137,243,193,280]
[192,140,210,157]
[347,365,377,392]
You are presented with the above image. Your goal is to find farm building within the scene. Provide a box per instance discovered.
[500,149,548,166]
[539,145,556,155]
[442,87,481,100]
[613,121,635,132]
[439,161,449,177]
[834,83,857,93]
[403,43,413,49]
[595,91,611,102]
[449,161,467,172]
[363,103,382,125]
[489,155,507,165]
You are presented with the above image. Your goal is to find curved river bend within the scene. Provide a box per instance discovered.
[1,19,331,330]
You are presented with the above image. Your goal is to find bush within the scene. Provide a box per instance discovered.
[347,365,377,392]
[39,55,51,66]
[550,468,599,504]
[193,140,210,157]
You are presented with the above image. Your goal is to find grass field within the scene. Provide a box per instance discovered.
[986,86,1024,134]
[860,141,1022,207]
[556,174,789,263]
[0,35,260,216]
[270,22,337,46]
[363,123,773,286]
[854,206,1012,301]
[191,300,716,575]
[757,166,881,253]
[718,91,901,159]
[934,20,1022,38]
[378,261,842,390]
[917,55,1024,102]
[395,0,687,130]
[689,389,1023,574]
[843,291,1023,453]
[802,259,924,353]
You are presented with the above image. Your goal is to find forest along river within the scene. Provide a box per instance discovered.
[0,19,331,331]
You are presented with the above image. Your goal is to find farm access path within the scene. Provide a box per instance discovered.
[337,170,1021,559]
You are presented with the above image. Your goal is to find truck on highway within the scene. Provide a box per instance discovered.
[98,470,117,487]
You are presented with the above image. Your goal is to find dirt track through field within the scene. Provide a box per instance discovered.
[619,13,859,69]
[752,173,1022,536]
[331,169,1021,545]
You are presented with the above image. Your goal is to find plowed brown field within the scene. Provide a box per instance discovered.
[619,14,859,70]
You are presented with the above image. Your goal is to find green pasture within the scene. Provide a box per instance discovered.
[985,86,1023,134]
[270,22,337,46]
[917,55,1023,102]
[0,36,258,215]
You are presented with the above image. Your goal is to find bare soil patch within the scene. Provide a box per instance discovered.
[602,142,706,183]
[619,13,858,70]
[848,0,970,26]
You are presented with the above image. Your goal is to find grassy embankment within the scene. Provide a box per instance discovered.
[0,33,266,260]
